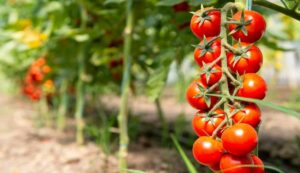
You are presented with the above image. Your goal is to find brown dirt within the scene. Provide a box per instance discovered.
[0,93,189,173]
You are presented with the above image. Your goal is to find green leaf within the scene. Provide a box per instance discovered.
[189,0,218,6]
[207,94,300,119]
[104,0,125,5]
[157,0,184,6]
[170,134,198,173]
[127,170,148,173]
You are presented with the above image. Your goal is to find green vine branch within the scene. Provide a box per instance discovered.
[253,0,300,21]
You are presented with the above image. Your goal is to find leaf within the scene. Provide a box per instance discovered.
[104,0,125,5]
[189,0,218,6]
[170,134,198,173]
[207,94,300,119]
[157,0,184,6]
[127,170,148,173]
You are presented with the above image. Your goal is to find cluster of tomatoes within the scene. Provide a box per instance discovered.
[22,57,53,101]
[187,5,267,173]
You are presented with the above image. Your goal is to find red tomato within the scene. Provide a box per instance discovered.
[192,109,225,137]
[209,161,220,172]
[251,155,265,173]
[220,154,253,173]
[190,10,221,39]
[227,43,263,74]
[192,136,224,166]
[186,79,219,110]
[229,10,266,43]
[232,103,261,127]
[221,123,258,156]
[194,37,221,67]
[200,65,222,86]
[237,73,267,100]
[172,2,189,12]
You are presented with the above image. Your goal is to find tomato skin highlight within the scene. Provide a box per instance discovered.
[220,154,253,173]
[251,155,265,173]
[194,38,221,67]
[229,10,266,43]
[237,73,267,100]
[192,109,225,137]
[190,10,221,39]
[192,136,224,166]
[221,123,258,156]
[232,103,261,127]
[200,65,222,86]
[227,43,263,74]
[186,79,219,111]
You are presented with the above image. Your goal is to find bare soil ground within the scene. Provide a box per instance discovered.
[1,92,300,173]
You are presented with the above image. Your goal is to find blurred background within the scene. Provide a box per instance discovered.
[0,0,300,173]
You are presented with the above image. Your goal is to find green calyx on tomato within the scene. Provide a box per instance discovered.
[228,11,252,36]
[226,42,263,74]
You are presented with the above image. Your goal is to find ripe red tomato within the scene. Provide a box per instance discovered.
[228,10,266,43]
[251,155,265,173]
[192,109,225,137]
[200,65,222,86]
[172,2,190,12]
[192,136,224,166]
[237,73,267,100]
[190,10,221,39]
[221,123,258,156]
[220,154,253,173]
[194,37,221,67]
[186,79,219,110]
[209,161,220,172]
[227,43,263,74]
[232,103,261,127]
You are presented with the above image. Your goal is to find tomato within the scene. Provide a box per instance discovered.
[200,65,222,86]
[251,155,265,173]
[232,103,261,127]
[190,9,221,39]
[192,136,224,166]
[194,37,221,67]
[237,73,267,100]
[227,43,263,74]
[192,109,225,137]
[221,123,258,156]
[172,1,189,12]
[186,79,219,110]
[220,154,253,173]
[228,10,266,43]
[209,161,220,172]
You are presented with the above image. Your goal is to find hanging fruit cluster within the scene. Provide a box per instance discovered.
[187,3,267,173]
[22,57,53,101]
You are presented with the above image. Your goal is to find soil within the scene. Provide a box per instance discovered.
[1,92,300,173]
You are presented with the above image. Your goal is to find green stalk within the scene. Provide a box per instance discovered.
[118,0,133,172]
[56,79,69,131]
[253,0,300,21]
[40,95,52,127]
[155,98,168,145]
[75,46,85,145]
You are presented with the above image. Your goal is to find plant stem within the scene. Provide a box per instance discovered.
[253,0,300,21]
[155,98,168,145]
[40,95,52,127]
[56,79,68,131]
[75,46,85,145]
[118,0,133,172]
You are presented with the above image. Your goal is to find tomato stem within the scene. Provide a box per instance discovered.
[118,0,134,172]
